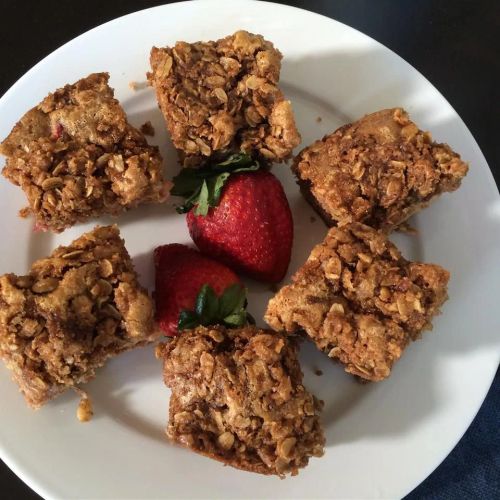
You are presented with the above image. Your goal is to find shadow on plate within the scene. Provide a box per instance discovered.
[26,226,54,266]
[132,250,155,293]
[88,344,167,443]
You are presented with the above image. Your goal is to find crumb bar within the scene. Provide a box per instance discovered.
[158,325,324,476]
[149,30,301,167]
[1,73,168,232]
[293,108,468,231]
[0,225,158,408]
[265,223,449,381]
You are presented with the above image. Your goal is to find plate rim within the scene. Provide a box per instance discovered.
[0,1,498,499]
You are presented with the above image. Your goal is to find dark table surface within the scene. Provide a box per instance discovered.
[0,1,498,499]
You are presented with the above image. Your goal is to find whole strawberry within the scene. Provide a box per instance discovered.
[171,154,293,283]
[154,243,252,336]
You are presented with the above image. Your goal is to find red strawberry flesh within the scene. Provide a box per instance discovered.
[51,122,63,140]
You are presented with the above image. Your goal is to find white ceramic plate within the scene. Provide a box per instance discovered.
[0,1,498,499]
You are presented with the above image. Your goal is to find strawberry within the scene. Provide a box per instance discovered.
[171,153,293,283]
[154,243,252,336]
[51,122,63,140]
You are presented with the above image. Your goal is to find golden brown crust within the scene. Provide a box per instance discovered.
[148,30,300,167]
[265,223,449,381]
[293,108,468,231]
[1,73,169,232]
[0,225,159,409]
[159,325,324,476]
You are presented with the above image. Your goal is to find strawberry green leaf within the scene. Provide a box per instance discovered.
[177,283,253,332]
[175,186,202,214]
[211,172,230,206]
[178,310,200,330]
[194,283,208,317]
[215,152,255,169]
[219,283,246,318]
[170,168,205,197]
[233,164,259,173]
[195,284,209,316]
[195,180,210,216]
[195,284,219,323]
[223,311,247,327]
[170,152,260,215]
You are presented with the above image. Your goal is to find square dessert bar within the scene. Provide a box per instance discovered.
[1,73,168,232]
[293,108,468,231]
[265,223,449,381]
[149,30,301,167]
[158,325,324,476]
[0,225,158,408]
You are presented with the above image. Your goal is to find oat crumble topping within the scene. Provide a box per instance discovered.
[158,325,324,476]
[0,225,159,409]
[1,73,169,232]
[293,108,468,231]
[265,223,449,381]
[149,30,300,167]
